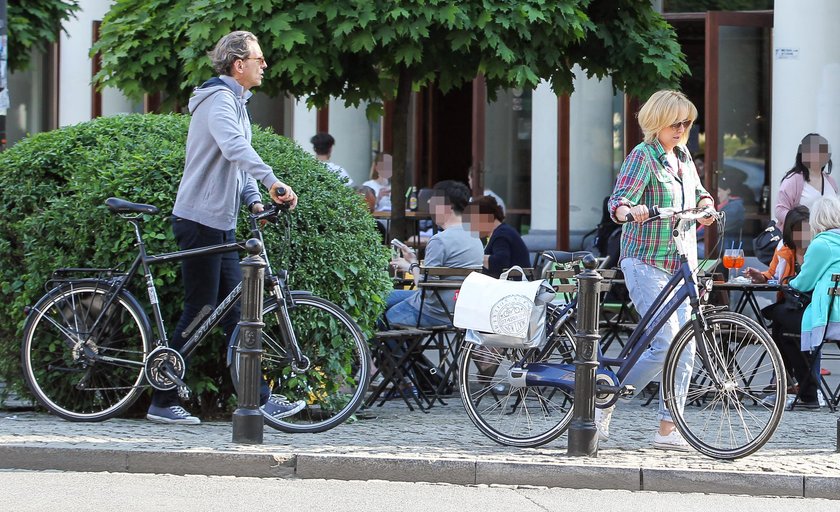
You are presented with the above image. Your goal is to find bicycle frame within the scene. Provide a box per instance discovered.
[600,255,703,384]
[522,214,726,396]
[56,207,307,369]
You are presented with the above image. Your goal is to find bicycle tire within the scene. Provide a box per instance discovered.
[21,282,152,421]
[662,311,786,459]
[230,292,371,433]
[458,317,577,447]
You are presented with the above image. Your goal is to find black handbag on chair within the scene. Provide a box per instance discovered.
[779,274,812,312]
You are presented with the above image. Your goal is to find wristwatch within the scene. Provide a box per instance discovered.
[408,262,420,273]
[248,201,263,212]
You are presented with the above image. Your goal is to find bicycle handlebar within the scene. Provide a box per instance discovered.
[249,187,293,224]
[624,205,718,224]
[624,205,660,223]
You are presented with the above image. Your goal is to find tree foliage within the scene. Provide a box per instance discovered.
[94,0,688,237]
[95,0,687,107]
[7,0,79,71]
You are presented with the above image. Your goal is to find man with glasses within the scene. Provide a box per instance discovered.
[147,31,302,424]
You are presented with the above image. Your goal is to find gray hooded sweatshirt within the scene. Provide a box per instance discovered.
[172,75,280,231]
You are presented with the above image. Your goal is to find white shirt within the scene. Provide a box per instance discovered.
[324,162,353,187]
[800,175,837,211]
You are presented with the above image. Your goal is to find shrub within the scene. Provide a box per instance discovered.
[0,113,391,416]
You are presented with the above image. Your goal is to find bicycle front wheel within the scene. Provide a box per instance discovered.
[21,283,151,421]
[458,319,577,447]
[662,311,785,459]
[230,293,371,433]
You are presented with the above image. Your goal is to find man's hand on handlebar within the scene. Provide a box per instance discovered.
[270,182,298,210]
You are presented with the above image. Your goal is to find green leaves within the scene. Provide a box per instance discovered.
[8,0,80,72]
[91,0,686,114]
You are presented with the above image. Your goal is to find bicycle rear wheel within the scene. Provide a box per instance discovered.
[21,283,151,421]
[662,311,785,459]
[230,293,370,433]
[458,318,577,447]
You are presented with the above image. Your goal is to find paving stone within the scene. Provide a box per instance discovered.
[1,397,839,498]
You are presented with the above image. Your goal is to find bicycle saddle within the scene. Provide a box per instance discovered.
[105,197,160,215]
[538,250,594,265]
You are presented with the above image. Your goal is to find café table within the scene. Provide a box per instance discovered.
[710,280,780,330]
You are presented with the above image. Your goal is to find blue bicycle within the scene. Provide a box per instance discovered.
[458,207,786,459]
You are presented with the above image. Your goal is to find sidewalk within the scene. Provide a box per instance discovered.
[1,398,839,499]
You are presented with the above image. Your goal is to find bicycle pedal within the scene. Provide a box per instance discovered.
[177,386,192,401]
[619,385,635,397]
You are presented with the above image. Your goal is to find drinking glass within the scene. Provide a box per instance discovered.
[724,248,745,282]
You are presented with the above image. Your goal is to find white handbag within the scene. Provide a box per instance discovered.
[454,266,556,349]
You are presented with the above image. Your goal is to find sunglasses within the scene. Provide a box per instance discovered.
[669,120,692,130]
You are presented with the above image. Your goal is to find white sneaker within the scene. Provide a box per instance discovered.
[594,405,614,442]
[653,429,691,452]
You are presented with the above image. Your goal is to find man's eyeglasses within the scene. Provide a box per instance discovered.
[669,120,692,130]
[242,56,266,65]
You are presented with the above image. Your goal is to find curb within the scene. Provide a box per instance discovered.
[2,445,838,499]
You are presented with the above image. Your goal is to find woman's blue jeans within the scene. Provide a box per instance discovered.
[620,258,695,423]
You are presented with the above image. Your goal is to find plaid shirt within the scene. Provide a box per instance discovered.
[608,140,712,274]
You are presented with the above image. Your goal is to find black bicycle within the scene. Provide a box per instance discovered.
[20,197,371,433]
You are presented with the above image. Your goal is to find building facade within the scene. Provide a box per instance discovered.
[5,0,839,254]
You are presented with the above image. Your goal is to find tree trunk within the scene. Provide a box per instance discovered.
[389,68,413,241]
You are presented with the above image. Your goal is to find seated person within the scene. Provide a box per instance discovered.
[697,172,746,257]
[788,195,840,409]
[744,205,808,286]
[363,153,392,212]
[387,180,484,327]
[717,172,746,238]
[465,195,530,278]
[744,206,816,406]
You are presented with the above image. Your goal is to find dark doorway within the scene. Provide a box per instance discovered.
[417,84,473,187]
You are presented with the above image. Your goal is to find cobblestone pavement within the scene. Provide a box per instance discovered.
[1,395,839,477]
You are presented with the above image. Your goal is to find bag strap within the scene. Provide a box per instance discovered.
[500,266,528,281]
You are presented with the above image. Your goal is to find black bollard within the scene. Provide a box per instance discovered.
[567,255,602,457]
[232,238,266,444]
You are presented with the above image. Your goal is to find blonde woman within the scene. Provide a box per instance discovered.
[789,195,840,408]
[602,90,716,451]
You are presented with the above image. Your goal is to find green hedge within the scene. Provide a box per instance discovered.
[0,113,391,415]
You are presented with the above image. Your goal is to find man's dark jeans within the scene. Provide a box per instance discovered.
[152,217,272,407]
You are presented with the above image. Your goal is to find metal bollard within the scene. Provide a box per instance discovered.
[232,238,266,444]
[567,255,602,457]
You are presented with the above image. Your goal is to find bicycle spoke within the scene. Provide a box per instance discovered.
[663,312,785,459]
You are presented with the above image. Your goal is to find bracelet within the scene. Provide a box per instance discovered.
[408,263,420,273]
[248,201,262,211]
